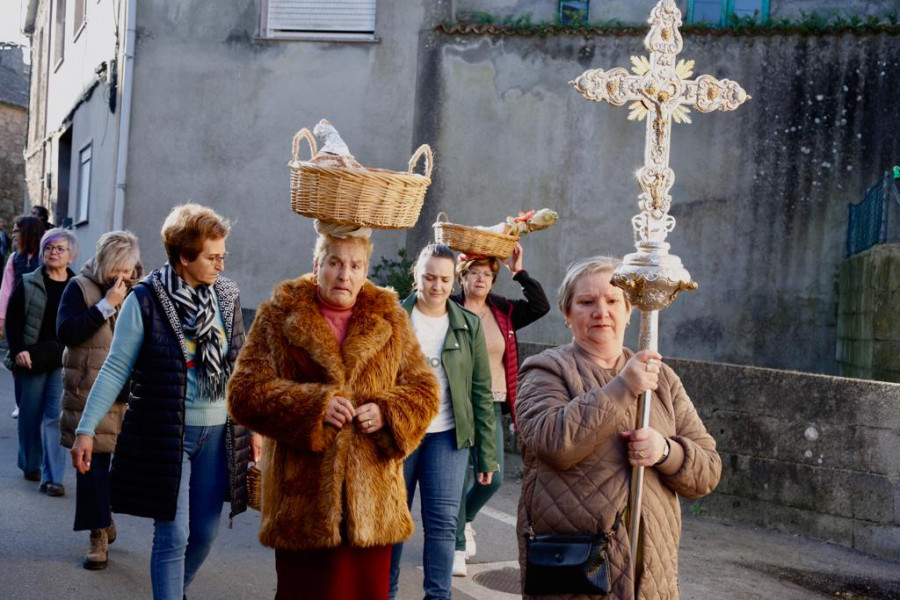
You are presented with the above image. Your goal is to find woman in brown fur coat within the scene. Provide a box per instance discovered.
[516,256,721,599]
[227,223,439,600]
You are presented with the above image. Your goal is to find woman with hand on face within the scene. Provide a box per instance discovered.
[57,231,142,570]
[515,256,721,599]
[6,228,77,492]
[70,204,257,600]
[227,221,439,600]
[449,242,549,575]
[389,243,498,600]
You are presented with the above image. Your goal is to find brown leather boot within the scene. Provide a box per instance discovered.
[83,529,108,570]
[106,519,116,545]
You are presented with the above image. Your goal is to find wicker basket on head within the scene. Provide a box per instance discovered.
[432,212,518,259]
[246,464,262,511]
[289,128,433,230]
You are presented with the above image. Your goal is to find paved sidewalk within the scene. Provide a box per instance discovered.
[0,362,897,598]
[453,455,900,600]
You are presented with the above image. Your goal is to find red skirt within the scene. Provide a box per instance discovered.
[275,545,391,600]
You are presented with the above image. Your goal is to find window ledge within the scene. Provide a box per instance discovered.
[73,22,87,43]
[256,31,380,43]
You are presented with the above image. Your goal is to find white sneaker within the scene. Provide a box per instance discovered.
[452,550,467,577]
[10,407,18,419]
[464,522,476,557]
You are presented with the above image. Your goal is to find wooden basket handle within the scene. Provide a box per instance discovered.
[408,144,433,178]
[434,211,449,225]
[291,128,317,163]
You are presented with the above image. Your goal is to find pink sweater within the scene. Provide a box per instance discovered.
[316,292,355,345]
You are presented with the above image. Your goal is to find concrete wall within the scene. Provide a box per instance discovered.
[45,0,118,132]
[123,0,438,307]
[836,244,900,382]
[670,357,900,561]
[64,79,122,268]
[518,342,900,561]
[453,0,900,24]
[24,0,50,209]
[408,30,900,374]
[770,1,900,20]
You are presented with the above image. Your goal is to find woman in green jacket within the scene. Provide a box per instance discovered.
[388,243,498,600]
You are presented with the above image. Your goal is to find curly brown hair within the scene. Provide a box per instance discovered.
[455,256,499,286]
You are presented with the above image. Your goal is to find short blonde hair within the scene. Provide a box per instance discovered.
[557,255,631,315]
[94,231,141,283]
[313,234,374,270]
[161,204,230,265]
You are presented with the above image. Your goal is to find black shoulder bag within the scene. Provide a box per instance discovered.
[523,512,620,596]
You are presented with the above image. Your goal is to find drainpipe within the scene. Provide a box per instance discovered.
[112,0,136,230]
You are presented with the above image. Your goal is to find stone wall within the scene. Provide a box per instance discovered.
[836,244,900,382]
[0,103,26,221]
[518,341,900,560]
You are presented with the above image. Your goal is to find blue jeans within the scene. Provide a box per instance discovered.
[389,429,469,600]
[16,368,66,485]
[456,402,504,551]
[151,425,227,600]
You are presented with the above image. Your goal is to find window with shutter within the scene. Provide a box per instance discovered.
[261,0,378,41]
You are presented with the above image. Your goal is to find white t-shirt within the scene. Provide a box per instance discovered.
[411,306,455,433]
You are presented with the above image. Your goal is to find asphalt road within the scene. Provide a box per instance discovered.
[0,364,897,599]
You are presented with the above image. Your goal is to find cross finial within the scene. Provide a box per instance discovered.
[571,0,749,246]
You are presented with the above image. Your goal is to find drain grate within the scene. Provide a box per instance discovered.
[473,566,521,594]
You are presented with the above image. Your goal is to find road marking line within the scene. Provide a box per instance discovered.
[480,505,517,528]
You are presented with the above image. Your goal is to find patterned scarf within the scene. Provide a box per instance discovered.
[161,264,228,402]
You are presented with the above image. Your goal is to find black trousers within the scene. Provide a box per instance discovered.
[73,452,112,531]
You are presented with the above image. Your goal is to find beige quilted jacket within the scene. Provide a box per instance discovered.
[516,344,721,599]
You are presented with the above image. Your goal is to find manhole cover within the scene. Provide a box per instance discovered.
[473,566,521,594]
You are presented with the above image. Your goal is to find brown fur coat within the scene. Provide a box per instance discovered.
[227,275,439,550]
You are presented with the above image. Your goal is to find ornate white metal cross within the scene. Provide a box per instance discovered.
[571,0,749,246]
[569,0,750,573]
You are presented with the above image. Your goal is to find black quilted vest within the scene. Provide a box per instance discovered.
[109,273,249,522]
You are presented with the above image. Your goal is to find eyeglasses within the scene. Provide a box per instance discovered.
[466,270,493,280]
[205,252,230,266]
[44,245,69,254]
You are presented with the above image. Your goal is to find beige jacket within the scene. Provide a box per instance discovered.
[59,273,126,453]
[516,345,721,600]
